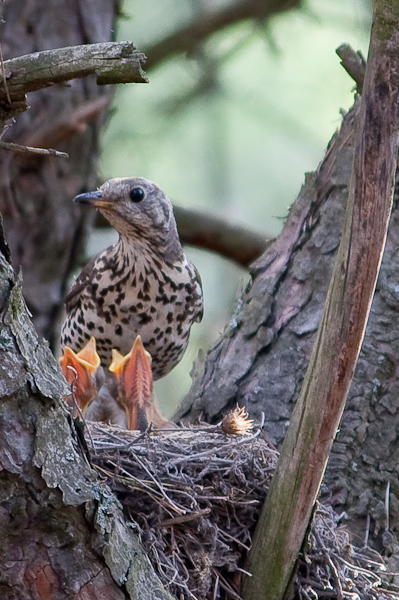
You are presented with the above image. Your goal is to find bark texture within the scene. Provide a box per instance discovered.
[0,0,123,349]
[178,98,399,554]
[0,249,171,599]
[243,3,399,595]
[0,2,174,597]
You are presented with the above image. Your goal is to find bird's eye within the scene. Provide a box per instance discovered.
[129,187,145,203]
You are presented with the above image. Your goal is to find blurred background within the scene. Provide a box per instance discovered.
[91,0,371,415]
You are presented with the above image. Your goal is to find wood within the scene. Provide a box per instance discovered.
[0,41,148,119]
[0,4,173,596]
[0,253,172,599]
[242,1,399,598]
[336,44,366,93]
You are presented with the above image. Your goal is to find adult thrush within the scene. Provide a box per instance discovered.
[61,177,203,379]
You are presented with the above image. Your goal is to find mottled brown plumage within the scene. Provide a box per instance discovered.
[61,177,203,380]
[61,177,203,379]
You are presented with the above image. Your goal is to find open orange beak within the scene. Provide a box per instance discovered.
[60,337,101,416]
[109,335,153,431]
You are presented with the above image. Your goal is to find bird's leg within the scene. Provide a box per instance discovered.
[59,336,101,417]
[109,335,170,430]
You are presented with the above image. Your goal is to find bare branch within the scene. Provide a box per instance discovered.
[174,205,271,267]
[336,43,366,93]
[144,0,301,70]
[0,42,148,119]
[24,96,112,149]
[0,141,68,158]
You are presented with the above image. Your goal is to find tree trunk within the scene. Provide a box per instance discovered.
[179,94,399,559]
[0,0,119,349]
[0,247,171,599]
[0,2,173,598]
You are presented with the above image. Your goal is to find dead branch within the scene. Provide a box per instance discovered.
[336,43,366,93]
[24,96,112,149]
[0,41,148,120]
[0,141,68,158]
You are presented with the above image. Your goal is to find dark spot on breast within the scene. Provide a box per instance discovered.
[115,293,125,305]
[138,313,152,325]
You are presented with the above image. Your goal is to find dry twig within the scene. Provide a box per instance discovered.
[86,422,397,600]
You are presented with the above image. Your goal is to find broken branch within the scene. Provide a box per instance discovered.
[0,41,148,119]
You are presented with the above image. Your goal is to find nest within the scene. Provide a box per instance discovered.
[86,422,398,600]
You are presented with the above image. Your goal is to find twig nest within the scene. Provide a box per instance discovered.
[221,406,254,435]
[86,422,394,600]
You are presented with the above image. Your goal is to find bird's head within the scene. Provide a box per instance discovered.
[74,177,183,260]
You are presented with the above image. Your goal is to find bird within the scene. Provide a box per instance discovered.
[59,336,102,417]
[60,335,172,430]
[109,335,171,430]
[60,177,203,381]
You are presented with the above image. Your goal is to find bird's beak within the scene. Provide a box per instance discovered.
[74,190,103,205]
[109,335,153,431]
[74,190,115,211]
[60,337,101,416]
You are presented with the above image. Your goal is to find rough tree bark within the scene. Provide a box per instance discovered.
[0,248,171,599]
[244,2,399,596]
[178,55,399,566]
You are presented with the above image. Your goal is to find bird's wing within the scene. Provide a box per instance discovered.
[192,262,204,323]
[64,254,99,312]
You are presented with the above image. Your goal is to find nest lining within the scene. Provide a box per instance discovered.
[86,422,398,600]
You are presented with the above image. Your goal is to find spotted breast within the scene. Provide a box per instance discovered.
[61,177,203,380]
